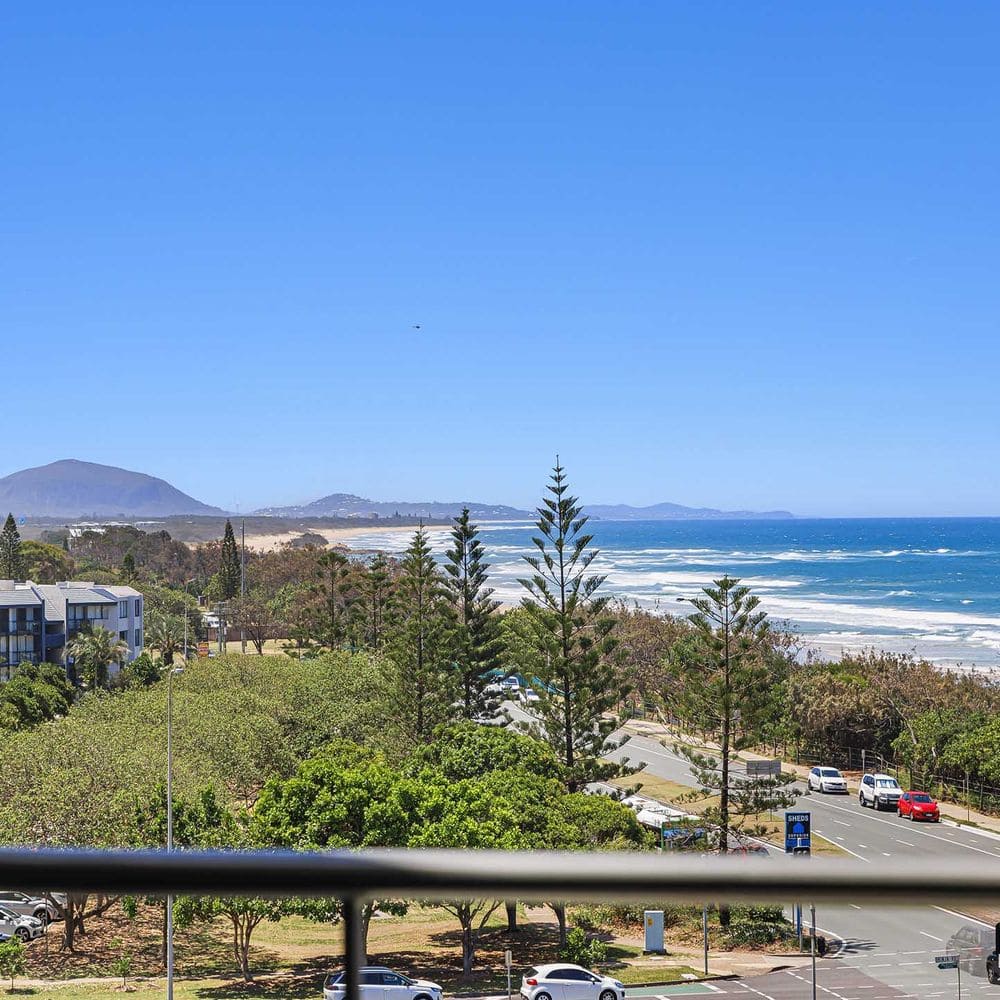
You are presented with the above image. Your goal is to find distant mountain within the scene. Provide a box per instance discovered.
[256,491,792,521]
[586,501,794,520]
[255,493,533,521]
[0,460,224,518]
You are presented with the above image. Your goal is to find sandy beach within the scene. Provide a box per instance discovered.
[242,523,418,552]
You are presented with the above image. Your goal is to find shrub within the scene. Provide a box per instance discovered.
[0,937,27,990]
[561,926,609,967]
[725,905,793,947]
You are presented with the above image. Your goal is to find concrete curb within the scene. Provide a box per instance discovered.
[940,817,1000,843]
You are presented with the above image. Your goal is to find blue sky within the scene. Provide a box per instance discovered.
[3,3,999,516]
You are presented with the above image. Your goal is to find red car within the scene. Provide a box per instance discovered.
[897,790,940,822]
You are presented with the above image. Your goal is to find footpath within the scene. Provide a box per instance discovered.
[622,718,1000,838]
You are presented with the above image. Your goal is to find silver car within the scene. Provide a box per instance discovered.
[521,964,625,1000]
[0,906,44,942]
[0,891,61,923]
[324,966,443,1000]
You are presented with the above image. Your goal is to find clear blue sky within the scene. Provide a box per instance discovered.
[4,3,999,516]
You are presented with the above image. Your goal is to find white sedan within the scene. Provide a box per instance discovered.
[807,766,848,794]
[521,964,625,1000]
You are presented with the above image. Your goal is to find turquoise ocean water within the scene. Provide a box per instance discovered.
[352,518,1000,670]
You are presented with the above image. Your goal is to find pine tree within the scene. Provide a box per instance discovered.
[309,550,359,649]
[666,576,796,925]
[517,460,627,790]
[218,520,241,600]
[0,514,26,581]
[443,508,501,718]
[387,526,454,740]
[121,551,137,583]
[359,552,395,649]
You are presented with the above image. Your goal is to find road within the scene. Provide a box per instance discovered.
[605,732,1000,996]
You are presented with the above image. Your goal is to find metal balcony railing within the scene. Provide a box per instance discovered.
[0,848,996,998]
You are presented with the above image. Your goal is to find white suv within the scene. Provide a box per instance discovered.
[859,773,902,810]
[521,964,625,1000]
[808,767,848,794]
[324,967,443,1000]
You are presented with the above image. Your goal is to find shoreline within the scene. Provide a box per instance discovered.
[243,523,421,552]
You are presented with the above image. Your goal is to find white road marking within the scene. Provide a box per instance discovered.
[834,819,851,826]
[899,961,923,965]
[903,950,924,954]
[895,839,915,846]
[882,851,892,856]
[920,931,943,942]
[808,796,1000,858]
[933,904,993,928]
[858,843,870,848]
[867,964,892,968]
[849,904,862,909]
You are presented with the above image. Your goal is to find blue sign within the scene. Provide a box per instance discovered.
[785,811,811,855]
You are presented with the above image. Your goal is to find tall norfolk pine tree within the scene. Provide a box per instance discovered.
[218,520,241,600]
[388,526,455,741]
[0,514,26,580]
[443,509,501,718]
[667,577,795,883]
[517,461,629,790]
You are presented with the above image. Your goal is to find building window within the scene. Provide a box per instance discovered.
[134,629,141,648]
[119,630,127,643]
[134,599,141,616]
[119,600,128,618]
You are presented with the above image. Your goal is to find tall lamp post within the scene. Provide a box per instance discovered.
[166,666,183,1000]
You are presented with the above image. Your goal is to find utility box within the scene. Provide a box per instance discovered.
[644,909,665,953]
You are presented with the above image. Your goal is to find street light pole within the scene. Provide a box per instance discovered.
[166,666,183,1000]
[810,904,817,1000]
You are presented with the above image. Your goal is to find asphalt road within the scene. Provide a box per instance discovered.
[606,732,1000,996]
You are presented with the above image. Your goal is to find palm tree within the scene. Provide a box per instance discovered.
[145,613,185,665]
[67,626,127,689]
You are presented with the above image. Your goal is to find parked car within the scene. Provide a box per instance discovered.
[897,790,940,822]
[500,677,521,696]
[946,924,994,979]
[324,966,443,1000]
[519,688,540,705]
[0,906,44,942]
[859,773,902,810]
[807,767,848,794]
[521,964,625,1000]
[0,891,62,923]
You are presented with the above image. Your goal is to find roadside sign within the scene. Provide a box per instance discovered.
[197,641,210,658]
[747,759,782,778]
[785,811,811,855]
[935,954,959,970]
[504,950,512,969]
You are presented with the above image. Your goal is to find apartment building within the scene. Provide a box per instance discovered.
[0,580,144,680]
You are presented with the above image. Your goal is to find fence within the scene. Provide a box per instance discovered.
[4,847,1000,998]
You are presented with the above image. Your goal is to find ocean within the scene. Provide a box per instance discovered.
[348,518,1000,671]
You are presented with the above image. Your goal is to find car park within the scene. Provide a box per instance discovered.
[324,967,443,1000]
[520,964,625,1000]
[897,790,940,822]
[0,906,44,942]
[0,891,62,923]
[807,766,848,794]
[859,773,902,810]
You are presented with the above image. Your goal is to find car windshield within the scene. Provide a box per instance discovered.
[325,973,344,987]
[912,793,933,803]
[876,779,898,788]
[820,768,841,777]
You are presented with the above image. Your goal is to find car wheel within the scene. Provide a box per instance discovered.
[536,992,552,1000]
[859,793,865,807]
[413,994,433,1000]
[989,964,1000,985]
[600,990,617,1000]
[909,811,915,821]
[32,909,48,926]
[15,928,29,942]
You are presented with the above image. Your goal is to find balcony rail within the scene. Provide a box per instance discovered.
[0,621,39,634]
[0,848,996,998]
